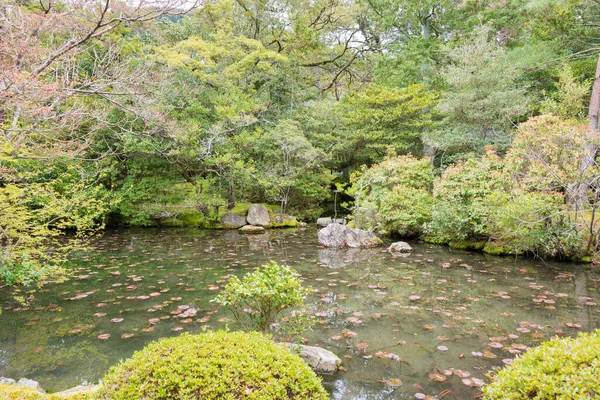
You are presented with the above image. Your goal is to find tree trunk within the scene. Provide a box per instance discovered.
[571,53,600,208]
[589,54,600,133]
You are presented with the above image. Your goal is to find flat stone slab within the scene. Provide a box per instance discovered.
[285,343,341,374]
[239,225,266,234]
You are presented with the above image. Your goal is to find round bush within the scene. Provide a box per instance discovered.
[483,331,600,399]
[95,331,329,399]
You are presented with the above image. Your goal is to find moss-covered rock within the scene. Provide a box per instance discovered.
[268,214,298,228]
[159,208,209,227]
[483,242,515,256]
[423,235,448,245]
[483,330,600,399]
[449,240,486,251]
[220,212,247,229]
[95,331,328,400]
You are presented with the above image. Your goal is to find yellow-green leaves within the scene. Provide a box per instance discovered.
[484,331,600,399]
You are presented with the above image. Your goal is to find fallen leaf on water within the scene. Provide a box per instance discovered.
[385,378,402,386]
[428,373,446,382]
[375,351,402,361]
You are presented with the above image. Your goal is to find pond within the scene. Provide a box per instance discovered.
[0,227,598,399]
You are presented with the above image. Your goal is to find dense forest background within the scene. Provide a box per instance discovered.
[2,0,600,285]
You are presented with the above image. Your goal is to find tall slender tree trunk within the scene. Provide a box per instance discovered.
[589,54,600,133]
[571,54,600,208]
[420,17,435,164]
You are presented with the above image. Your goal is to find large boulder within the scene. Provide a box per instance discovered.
[318,224,382,248]
[285,344,341,374]
[0,377,15,385]
[220,212,247,229]
[388,241,412,253]
[247,204,270,226]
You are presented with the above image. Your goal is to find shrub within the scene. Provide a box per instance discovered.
[485,190,585,259]
[483,331,600,399]
[426,149,506,243]
[213,262,313,338]
[95,331,328,400]
[346,153,434,236]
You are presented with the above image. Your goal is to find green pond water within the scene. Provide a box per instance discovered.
[0,227,599,399]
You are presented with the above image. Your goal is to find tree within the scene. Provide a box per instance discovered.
[339,84,437,165]
[425,26,531,160]
[257,120,326,214]
[0,0,198,284]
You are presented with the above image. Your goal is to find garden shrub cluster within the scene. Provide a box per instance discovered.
[95,331,328,399]
[483,330,600,399]
[346,153,434,236]
[348,115,596,260]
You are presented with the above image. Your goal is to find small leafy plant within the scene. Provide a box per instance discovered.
[213,261,313,339]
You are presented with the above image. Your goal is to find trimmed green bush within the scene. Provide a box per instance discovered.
[483,331,600,399]
[95,331,328,400]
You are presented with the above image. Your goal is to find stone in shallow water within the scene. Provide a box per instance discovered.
[239,225,266,234]
[285,343,341,374]
[388,241,412,253]
[318,224,382,248]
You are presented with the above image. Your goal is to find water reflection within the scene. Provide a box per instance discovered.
[0,227,597,399]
